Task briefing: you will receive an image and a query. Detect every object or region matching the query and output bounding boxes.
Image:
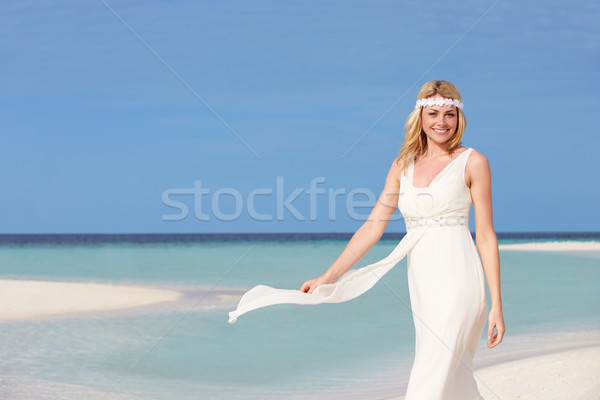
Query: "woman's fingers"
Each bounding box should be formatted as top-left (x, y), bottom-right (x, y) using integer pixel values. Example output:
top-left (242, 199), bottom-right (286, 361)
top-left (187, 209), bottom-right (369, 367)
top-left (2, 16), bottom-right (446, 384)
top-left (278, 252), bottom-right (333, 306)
top-left (487, 327), bottom-right (499, 348)
top-left (487, 323), bottom-right (494, 342)
top-left (487, 333), bottom-right (497, 348)
top-left (300, 276), bottom-right (329, 294)
top-left (300, 280), bottom-right (313, 293)
top-left (487, 310), bottom-right (506, 348)
top-left (490, 334), bottom-right (502, 348)
top-left (487, 325), bottom-right (505, 348)
top-left (496, 324), bottom-right (505, 345)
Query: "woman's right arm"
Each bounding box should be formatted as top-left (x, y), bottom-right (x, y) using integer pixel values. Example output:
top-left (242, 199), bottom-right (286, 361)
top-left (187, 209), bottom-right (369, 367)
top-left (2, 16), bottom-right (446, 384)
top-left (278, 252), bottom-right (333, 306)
top-left (300, 159), bottom-right (403, 293)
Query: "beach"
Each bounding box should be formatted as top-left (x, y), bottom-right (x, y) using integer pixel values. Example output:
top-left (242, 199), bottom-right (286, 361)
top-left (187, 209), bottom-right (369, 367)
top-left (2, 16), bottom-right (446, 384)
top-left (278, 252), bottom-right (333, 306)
top-left (385, 336), bottom-right (600, 400)
top-left (0, 238), bottom-right (598, 399)
top-left (0, 279), bottom-right (182, 322)
top-left (474, 344), bottom-right (600, 400)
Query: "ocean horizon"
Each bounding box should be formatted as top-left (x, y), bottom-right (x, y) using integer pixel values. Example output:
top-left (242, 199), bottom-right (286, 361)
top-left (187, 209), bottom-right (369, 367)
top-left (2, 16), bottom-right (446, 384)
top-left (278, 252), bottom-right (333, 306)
top-left (1, 230), bottom-right (599, 245)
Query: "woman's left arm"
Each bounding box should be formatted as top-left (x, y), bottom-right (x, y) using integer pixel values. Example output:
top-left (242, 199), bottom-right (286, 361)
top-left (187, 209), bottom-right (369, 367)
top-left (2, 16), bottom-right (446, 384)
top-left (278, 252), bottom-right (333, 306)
top-left (468, 150), bottom-right (505, 349)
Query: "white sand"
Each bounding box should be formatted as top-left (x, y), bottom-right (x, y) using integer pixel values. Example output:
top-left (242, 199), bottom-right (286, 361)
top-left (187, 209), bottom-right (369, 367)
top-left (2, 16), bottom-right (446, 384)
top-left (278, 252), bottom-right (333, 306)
top-left (475, 345), bottom-right (600, 400)
top-left (499, 240), bottom-right (600, 252)
top-left (0, 279), bottom-right (182, 322)
top-left (385, 344), bottom-right (600, 400)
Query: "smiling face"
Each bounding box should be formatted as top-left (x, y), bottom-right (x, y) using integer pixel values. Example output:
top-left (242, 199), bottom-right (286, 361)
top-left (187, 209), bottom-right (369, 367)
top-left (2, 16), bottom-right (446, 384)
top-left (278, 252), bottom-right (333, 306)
top-left (420, 93), bottom-right (459, 145)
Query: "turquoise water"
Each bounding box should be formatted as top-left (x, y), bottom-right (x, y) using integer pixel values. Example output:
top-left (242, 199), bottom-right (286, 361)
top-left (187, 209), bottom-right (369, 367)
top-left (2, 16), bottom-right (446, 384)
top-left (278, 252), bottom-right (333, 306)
top-left (0, 238), bottom-right (599, 399)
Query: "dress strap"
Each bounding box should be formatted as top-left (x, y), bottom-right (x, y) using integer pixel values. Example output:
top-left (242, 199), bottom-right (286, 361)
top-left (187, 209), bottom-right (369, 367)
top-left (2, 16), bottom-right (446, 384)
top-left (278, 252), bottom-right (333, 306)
top-left (400, 157), bottom-right (414, 187)
top-left (407, 155), bottom-right (416, 186)
top-left (459, 148), bottom-right (475, 183)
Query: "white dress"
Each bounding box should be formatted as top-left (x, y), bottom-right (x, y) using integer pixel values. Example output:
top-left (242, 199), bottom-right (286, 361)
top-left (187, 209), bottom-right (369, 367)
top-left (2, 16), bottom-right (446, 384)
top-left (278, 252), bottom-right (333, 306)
top-left (229, 147), bottom-right (488, 400)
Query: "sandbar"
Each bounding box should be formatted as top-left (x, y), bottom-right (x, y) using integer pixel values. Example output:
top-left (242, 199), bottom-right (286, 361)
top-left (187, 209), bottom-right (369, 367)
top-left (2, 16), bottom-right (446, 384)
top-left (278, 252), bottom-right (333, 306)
top-left (0, 279), bottom-right (182, 322)
top-left (499, 240), bottom-right (600, 252)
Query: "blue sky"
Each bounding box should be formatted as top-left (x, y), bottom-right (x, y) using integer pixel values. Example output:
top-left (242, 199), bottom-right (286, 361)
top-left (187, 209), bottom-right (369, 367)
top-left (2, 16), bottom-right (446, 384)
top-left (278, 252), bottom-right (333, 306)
top-left (1, 0), bottom-right (598, 233)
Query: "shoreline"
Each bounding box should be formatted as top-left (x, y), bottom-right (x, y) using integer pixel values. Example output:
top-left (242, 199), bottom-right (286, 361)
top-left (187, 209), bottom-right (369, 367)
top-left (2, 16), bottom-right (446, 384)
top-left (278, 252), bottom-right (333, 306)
top-left (0, 279), bottom-right (183, 322)
top-left (0, 278), bottom-right (246, 323)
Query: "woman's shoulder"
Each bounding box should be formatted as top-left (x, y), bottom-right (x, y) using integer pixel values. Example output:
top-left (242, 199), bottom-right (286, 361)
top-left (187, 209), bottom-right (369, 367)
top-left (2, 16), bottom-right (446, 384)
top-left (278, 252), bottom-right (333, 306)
top-left (464, 147), bottom-right (489, 166)
top-left (388, 156), bottom-right (408, 184)
top-left (464, 147), bottom-right (492, 186)
top-left (392, 154), bottom-right (410, 173)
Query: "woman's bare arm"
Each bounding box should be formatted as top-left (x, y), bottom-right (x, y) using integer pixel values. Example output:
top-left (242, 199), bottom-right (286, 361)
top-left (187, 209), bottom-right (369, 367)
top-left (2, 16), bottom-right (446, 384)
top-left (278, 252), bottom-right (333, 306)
top-left (300, 159), bottom-right (403, 293)
top-left (468, 150), bottom-right (505, 349)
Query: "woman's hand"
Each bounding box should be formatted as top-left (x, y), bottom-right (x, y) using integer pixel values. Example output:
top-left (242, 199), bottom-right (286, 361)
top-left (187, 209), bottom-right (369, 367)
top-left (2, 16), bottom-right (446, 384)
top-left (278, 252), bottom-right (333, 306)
top-left (487, 307), bottom-right (505, 348)
top-left (300, 274), bottom-right (336, 294)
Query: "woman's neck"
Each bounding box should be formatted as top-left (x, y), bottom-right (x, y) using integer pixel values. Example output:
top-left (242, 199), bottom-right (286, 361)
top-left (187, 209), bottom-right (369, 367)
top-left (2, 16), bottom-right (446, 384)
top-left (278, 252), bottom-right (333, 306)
top-left (420, 142), bottom-right (451, 158)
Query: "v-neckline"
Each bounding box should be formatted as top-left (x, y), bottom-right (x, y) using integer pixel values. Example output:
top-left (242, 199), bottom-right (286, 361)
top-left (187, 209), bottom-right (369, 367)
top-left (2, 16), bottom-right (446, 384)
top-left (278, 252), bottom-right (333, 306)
top-left (411, 148), bottom-right (471, 189)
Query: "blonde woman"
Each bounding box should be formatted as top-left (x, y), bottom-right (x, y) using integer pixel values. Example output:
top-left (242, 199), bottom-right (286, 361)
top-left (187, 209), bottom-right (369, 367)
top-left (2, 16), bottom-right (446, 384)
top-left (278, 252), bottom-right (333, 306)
top-left (229, 80), bottom-right (505, 399)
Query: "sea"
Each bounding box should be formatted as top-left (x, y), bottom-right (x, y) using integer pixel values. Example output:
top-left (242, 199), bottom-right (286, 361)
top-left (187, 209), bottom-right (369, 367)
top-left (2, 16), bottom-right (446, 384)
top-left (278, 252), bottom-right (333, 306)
top-left (0, 232), bottom-right (599, 400)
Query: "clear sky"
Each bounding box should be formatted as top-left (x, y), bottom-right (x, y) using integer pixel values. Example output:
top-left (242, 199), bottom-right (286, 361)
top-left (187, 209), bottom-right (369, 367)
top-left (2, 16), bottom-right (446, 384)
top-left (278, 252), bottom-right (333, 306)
top-left (1, 1), bottom-right (599, 234)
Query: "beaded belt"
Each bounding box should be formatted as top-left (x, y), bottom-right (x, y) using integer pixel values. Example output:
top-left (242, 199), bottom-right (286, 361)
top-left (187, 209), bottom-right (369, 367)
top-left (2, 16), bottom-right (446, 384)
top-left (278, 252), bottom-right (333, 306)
top-left (404, 215), bottom-right (467, 228)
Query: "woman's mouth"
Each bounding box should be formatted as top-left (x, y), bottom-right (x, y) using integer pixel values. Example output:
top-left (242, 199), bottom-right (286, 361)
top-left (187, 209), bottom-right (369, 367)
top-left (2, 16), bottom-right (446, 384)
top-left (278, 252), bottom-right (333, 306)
top-left (433, 128), bottom-right (449, 135)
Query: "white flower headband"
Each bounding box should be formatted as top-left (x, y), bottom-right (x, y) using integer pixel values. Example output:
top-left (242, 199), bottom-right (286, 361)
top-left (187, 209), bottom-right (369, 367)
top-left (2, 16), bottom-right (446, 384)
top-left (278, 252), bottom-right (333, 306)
top-left (415, 97), bottom-right (464, 110)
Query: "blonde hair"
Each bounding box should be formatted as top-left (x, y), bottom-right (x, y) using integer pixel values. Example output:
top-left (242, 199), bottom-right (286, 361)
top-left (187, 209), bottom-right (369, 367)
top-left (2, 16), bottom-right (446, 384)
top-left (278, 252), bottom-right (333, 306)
top-left (395, 80), bottom-right (467, 176)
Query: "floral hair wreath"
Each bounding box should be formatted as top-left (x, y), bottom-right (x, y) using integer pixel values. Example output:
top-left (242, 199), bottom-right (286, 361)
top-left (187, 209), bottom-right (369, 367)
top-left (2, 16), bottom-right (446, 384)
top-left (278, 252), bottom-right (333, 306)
top-left (415, 97), bottom-right (464, 110)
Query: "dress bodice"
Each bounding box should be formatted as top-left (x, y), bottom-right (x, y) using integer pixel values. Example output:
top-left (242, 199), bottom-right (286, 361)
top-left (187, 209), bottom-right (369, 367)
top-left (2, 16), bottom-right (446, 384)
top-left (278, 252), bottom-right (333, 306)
top-left (398, 148), bottom-right (474, 222)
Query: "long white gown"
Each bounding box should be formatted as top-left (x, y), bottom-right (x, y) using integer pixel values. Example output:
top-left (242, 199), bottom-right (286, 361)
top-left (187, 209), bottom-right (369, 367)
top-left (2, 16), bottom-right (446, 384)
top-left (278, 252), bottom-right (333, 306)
top-left (228, 147), bottom-right (488, 400)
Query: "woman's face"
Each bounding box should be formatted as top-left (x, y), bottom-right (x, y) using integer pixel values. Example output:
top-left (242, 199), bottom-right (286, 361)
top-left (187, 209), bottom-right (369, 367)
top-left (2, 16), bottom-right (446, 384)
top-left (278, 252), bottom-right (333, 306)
top-left (421, 93), bottom-right (458, 144)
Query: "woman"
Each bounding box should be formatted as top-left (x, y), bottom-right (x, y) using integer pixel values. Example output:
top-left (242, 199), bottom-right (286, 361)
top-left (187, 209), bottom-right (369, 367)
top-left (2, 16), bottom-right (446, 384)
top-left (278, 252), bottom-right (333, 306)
top-left (229, 80), bottom-right (505, 399)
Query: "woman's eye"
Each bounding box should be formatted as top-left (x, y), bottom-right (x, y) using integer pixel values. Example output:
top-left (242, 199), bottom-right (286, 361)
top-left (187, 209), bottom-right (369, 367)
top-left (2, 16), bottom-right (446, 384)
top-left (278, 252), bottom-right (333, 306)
top-left (429, 113), bottom-right (437, 116)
